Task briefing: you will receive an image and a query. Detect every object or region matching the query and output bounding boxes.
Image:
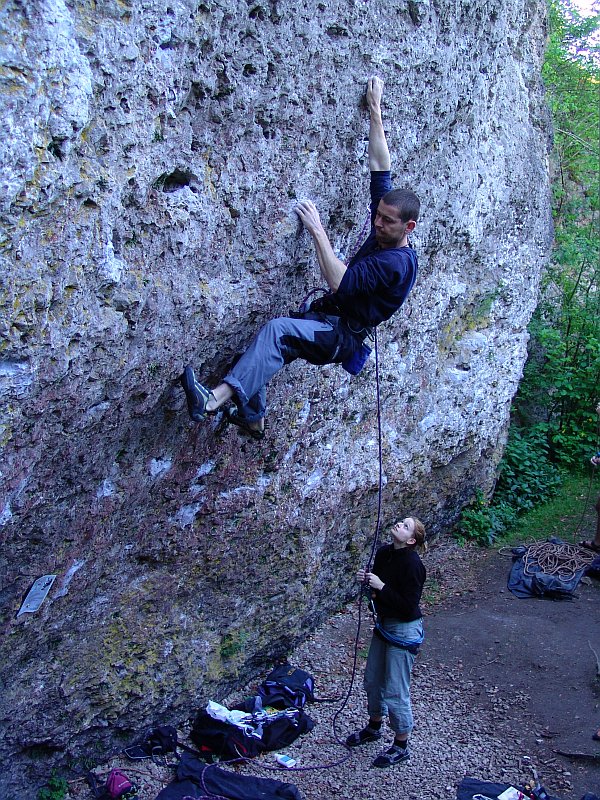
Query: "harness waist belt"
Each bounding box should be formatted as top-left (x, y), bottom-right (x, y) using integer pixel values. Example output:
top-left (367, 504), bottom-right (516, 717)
top-left (374, 618), bottom-right (424, 654)
top-left (342, 318), bottom-right (374, 339)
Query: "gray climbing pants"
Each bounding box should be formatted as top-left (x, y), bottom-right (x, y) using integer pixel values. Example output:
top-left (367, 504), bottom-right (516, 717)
top-left (223, 312), bottom-right (360, 422)
top-left (363, 617), bottom-right (423, 735)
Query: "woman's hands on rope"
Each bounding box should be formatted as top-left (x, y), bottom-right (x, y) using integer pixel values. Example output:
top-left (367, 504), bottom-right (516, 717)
top-left (357, 568), bottom-right (384, 592)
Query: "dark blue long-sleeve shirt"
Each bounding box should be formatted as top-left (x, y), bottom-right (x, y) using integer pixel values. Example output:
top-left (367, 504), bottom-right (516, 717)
top-left (335, 171), bottom-right (418, 328)
top-left (371, 544), bottom-right (426, 622)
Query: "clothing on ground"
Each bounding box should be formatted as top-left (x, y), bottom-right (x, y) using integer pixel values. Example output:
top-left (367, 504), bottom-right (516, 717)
top-left (155, 752), bottom-right (302, 800)
top-left (507, 537), bottom-right (600, 600)
top-left (456, 776), bottom-right (564, 800)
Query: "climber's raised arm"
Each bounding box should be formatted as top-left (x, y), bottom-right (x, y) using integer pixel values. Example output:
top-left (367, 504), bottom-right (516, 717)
top-left (294, 199), bottom-right (347, 291)
top-left (367, 76), bottom-right (391, 172)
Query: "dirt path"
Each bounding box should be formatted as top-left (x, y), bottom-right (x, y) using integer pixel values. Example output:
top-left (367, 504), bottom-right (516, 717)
top-left (422, 542), bottom-right (600, 799)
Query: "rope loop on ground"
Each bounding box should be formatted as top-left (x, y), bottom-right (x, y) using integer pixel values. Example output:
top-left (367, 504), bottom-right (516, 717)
top-left (522, 540), bottom-right (595, 580)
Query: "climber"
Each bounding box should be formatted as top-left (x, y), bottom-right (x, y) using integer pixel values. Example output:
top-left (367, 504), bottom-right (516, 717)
top-left (180, 75), bottom-right (420, 439)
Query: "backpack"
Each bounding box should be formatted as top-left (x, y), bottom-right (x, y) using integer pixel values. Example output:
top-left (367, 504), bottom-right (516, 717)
top-left (190, 700), bottom-right (315, 761)
top-left (105, 769), bottom-right (136, 799)
top-left (145, 725), bottom-right (178, 757)
top-left (123, 724), bottom-right (196, 763)
top-left (190, 712), bottom-right (263, 761)
top-left (257, 663), bottom-right (315, 709)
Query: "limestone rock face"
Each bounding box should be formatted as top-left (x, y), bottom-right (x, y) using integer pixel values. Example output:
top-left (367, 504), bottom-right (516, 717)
top-left (0, 0), bottom-right (551, 793)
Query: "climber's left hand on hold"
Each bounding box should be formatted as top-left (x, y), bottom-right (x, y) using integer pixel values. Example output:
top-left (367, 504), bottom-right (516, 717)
top-left (295, 199), bottom-right (325, 237)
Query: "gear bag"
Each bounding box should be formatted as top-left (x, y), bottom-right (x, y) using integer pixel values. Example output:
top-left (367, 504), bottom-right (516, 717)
top-left (257, 663), bottom-right (315, 709)
top-left (105, 769), bottom-right (136, 799)
top-left (123, 724), bottom-right (194, 763)
top-left (190, 699), bottom-right (314, 761)
top-left (146, 725), bottom-right (178, 756)
top-left (341, 341), bottom-right (372, 375)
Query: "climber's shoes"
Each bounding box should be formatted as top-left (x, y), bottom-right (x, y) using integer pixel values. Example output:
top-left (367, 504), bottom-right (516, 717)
top-left (224, 408), bottom-right (265, 440)
top-left (180, 366), bottom-right (211, 421)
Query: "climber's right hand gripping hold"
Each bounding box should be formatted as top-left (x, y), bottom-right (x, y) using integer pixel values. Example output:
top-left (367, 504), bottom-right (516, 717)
top-left (294, 199), bottom-right (347, 292)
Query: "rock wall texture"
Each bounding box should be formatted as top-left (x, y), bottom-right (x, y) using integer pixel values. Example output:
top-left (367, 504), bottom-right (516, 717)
top-left (0, 0), bottom-right (552, 793)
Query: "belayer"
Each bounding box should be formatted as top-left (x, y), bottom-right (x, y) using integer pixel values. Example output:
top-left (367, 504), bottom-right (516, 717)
top-left (180, 75), bottom-right (420, 438)
top-left (347, 516), bottom-right (426, 767)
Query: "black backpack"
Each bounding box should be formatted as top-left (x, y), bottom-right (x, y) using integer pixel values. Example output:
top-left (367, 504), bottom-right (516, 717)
top-left (190, 701), bottom-right (315, 761)
top-left (145, 725), bottom-right (178, 756)
top-left (257, 664), bottom-right (315, 709)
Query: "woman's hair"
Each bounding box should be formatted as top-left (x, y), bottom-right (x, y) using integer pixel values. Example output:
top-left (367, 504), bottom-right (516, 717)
top-left (411, 517), bottom-right (427, 551)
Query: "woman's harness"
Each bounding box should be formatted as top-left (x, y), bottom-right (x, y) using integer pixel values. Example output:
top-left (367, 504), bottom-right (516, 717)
top-left (365, 591), bottom-right (424, 655)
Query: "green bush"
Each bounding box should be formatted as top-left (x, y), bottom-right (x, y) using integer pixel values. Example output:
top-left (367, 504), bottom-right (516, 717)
top-left (457, 490), bottom-right (518, 546)
top-left (457, 429), bottom-right (562, 546)
top-left (513, 0), bottom-right (600, 466)
top-left (494, 428), bottom-right (563, 514)
top-left (458, 0), bottom-right (599, 546)
top-left (38, 771), bottom-right (68, 800)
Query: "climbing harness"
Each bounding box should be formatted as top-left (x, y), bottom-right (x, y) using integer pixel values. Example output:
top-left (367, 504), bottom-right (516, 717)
top-left (371, 616), bottom-right (423, 654)
top-left (298, 286), bottom-right (329, 314)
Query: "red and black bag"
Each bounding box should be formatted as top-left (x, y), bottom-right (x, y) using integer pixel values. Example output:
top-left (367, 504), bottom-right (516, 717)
top-left (190, 702), bottom-right (314, 761)
top-left (189, 712), bottom-right (262, 761)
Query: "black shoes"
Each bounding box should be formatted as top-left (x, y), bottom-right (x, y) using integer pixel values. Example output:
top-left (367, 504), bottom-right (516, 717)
top-left (180, 366), bottom-right (211, 421)
top-left (372, 743), bottom-right (410, 767)
top-left (345, 725), bottom-right (383, 747)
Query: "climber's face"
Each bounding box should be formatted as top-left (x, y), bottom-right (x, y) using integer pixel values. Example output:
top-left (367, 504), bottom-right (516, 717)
top-left (374, 200), bottom-right (415, 249)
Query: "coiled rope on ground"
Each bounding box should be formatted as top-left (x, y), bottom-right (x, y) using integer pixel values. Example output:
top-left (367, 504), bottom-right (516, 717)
top-left (522, 540), bottom-right (596, 580)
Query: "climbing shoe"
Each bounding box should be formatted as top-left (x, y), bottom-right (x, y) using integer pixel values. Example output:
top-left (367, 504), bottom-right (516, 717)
top-left (224, 408), bottom-right (265, 440)
top-left (372, 743), bottom-right (410, 767)
top-left (345, 725), bottom-right (382, 748)
top-left (180, 366), bottom-right (211, 421)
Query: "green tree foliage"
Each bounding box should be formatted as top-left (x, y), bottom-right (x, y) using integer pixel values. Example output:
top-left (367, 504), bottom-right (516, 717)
top-left (517, 0), bottom-right (600, 467)
top-left (458, 0), bottom-right (599, 543)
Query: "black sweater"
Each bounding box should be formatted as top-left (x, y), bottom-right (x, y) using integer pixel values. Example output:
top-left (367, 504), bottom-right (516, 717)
top-left (371, 544), bottom-right (426, 622)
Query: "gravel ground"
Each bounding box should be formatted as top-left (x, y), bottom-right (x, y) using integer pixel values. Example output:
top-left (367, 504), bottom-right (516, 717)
top-left (66, 541), bottom-right (597, 800)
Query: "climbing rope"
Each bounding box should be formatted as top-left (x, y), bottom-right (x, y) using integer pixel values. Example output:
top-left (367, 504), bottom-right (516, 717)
top-left (364, 328), bottom-right (384, 571)
top-left (237, 210), bottom-right (380, 777)
top-left (329, 327), bottom-right (383, 750)
top-left (522, 540), bottom-right (596, 581)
